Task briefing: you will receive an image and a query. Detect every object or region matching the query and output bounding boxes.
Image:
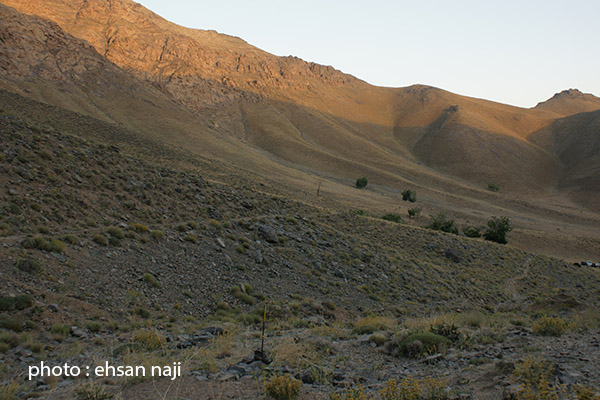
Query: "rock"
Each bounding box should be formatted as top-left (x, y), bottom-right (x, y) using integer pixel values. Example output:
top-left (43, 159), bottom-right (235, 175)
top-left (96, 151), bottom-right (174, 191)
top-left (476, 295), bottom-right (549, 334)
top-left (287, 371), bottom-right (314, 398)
top-left (241, 200), bottom-right (253, 209)
top-left (207, 206), bottom-right (221, 220)
top-left (70, 326), bottom-right (86, 338)
top-left (216, 238), bottom-right (226, 248)
top-left (47, 304), bottom-right (59, 312)
top-left (258, 224), bottom-right (279, 243)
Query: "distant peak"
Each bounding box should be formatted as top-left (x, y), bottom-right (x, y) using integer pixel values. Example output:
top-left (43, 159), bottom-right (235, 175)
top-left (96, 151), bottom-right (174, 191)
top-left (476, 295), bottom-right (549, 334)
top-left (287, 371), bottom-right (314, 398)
top-left (553, 88), bottom-right (584, 98)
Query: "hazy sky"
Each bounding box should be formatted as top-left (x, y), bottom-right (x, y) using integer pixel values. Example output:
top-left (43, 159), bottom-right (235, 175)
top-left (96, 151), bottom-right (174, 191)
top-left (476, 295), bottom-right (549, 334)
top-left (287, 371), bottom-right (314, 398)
top-left (137, 0), bottom-right (599, 108)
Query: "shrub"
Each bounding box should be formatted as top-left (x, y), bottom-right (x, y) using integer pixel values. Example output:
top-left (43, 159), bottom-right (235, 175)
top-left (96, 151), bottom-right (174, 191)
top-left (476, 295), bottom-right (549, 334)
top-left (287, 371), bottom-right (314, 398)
top-left (379, 377), bottom-right (448, 400)
top-left (398, 332), bottom-right (450, 358)
top-left (50, 324), bottom-right (70, 337)
top-left (184, 234), bottom-right (197, 243)
top-left (483, 216), bottom-right (512, 244)
top-left (22, 236), bottom-right (65, 253)
top-left (151, 230), bottom-right (164, 239)
top-left (60, 234), bottom-right (79, 245)
top-left (135, 308), bottom-right (151, 319)
top-left (142, 273), bottom-right (160, 288)
top-left (106, 227), bottom-right (124, 239)
top-left (0, 296), bottom-right (15, 311)
top-left (407, 207), bottom-right (421, 218)
top-left (133, 330), bottom-right (165, 350)
top-left (16, 258), bottom-right (42, 274)
top-left (93, 234), bottom-right (108, 246)
top-left (130, 223), bottom-right (149, 233)
top-left (87, 321), bottom-right (102, 333)
top-left (382, 213), bottom-right (403, 223)
top-left (401, 189), bottom-right (417, 202)
top-left (427, 213), bottom-right (458, 234)
top-left (355, 177), bottom-right (368, 189)
top-left (353, 316), bottom-right (394, 334)
top-left (230, 285), bottom-right (255, 305)
top-left (13, 295), bottom-right (34, 310)
top-left (488, 182), bottom-right (500, 192)
top-left (264, 375), bottom-right (301, 400)
top-left (0, 317), bottom-right (24, 332)
top-left (369, 332), bottom-right (387, 346)
top-left (463, 226), bottom-right (482, 238)
top-left (511, 357), bottom-right (560, 400)
top-left (532, 315), bottom-right (570, 337)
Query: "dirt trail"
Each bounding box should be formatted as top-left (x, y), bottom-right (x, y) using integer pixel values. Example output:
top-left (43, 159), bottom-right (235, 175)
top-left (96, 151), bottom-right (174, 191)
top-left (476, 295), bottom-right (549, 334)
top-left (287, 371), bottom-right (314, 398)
top-left (504, 254), bottom-right (534, 303)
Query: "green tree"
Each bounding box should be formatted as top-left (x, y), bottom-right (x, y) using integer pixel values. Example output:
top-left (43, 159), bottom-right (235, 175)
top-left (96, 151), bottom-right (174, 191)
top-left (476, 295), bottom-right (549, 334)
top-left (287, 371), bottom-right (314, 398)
top-left (355, 177), bottom-right (368, 189)
top-left (484, 216), bottom-right (511, 244)
top-left (401, 189), bottom-right (417, 202)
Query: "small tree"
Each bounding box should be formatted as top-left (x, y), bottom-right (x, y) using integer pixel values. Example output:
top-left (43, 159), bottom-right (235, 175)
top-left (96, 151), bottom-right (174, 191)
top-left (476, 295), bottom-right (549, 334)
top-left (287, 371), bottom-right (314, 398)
top-left (401, 189), bottom-right (417, 202)
top-left (355, 177), bottom-right (368, 189)
top-left (484, 216), bottom-right (511, 244)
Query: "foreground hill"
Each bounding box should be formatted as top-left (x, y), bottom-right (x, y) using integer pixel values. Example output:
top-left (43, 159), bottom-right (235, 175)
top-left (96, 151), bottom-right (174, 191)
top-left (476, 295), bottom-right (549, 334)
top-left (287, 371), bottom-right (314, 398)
top-left (1, 106), bottom-right (600, 399)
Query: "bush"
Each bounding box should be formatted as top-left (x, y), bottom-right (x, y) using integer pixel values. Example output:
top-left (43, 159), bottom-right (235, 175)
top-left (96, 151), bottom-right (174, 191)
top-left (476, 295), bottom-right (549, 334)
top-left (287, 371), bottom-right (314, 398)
top-left (398, 332), bottom-right (450, 358)
top-left (50, 324), bottom-right (70, 337)
top-left (483, 216), bottom-right (512, 244)
top-left (93, 234), bottom-right (108, 246)
top-left (151, 230), bottom-right (164, 239)
top-left (142, 273), bottom-right (160, 288)
top-left (184, 234), bottom-right (197, 243)
top-left (230, 285), bottom-right (255, 305)
top-left (463, 226), bottom-right (482, 238)
top-left (407, 207), bottom-right (421, 218)
top-left (86, 321), bottom-right (102, 333)
top-left (16, 258), bottom-right (42, 274)
top-left (487, 182), bottom-right (500, 192)
top-left (60, 234), bottom-right (79, 245)
top-left (0, 296), bottom-right (15, 311)
top-left (264, 375), bottom-right (301, 400)
top-left (427, 213), bottom-right (458, 234)
top-left (353, 316), bottom-right (394, 334)
top-left (22, 236), bottom-right (65, 253)
top-left (130, 223), bottom-right (149, 233)
top-left (401, 189), bottom-right (417, 202)
top-left (532, 315), bottom-right (570, 337)
top-left (382, 213), bottom-right (403, 223)
top-left (133, 330), bottom-right (165, 350)
top-left (106, 227), bottom-right (124, 239)
top-left (13, 295), bottom-right (34, 310)
top-left (355, 177), bottom-right (368, 189)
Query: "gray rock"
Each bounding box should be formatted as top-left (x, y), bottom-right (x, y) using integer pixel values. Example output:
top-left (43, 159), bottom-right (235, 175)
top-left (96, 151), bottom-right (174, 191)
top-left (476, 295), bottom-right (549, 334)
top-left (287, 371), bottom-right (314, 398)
top-left (258, 225), bottom-right (279, 243)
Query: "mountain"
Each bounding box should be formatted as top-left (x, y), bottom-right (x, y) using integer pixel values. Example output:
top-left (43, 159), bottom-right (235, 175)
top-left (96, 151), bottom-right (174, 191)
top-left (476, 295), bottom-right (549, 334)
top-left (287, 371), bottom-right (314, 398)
top-left (3, 0), bottom-right (600, 198)
top-left (1, 0), bottom-right (600, 262)
top-left (534, 88), bottom-right (600, 116)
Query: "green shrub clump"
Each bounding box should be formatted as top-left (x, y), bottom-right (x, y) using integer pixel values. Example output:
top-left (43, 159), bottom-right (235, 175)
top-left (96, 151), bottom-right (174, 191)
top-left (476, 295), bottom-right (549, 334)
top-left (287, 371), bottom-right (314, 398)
top-left (355, 177), bottom-right (368, 189)
top-left (427, 213), bottom-right (458, 234)
top-left (22, 236), bottom-right (65, 253)
top-left (462, 226), bottom-right (482, 238)
top-left (401, 189), bottom-right (417, 202)
top-left (483, 216), bottom-right (511, 244)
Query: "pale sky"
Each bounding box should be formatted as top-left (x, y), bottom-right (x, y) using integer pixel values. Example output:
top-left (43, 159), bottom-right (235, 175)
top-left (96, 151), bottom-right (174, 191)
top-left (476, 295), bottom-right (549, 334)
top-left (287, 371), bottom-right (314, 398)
top-left (137, 0), bottom-right (599, 108)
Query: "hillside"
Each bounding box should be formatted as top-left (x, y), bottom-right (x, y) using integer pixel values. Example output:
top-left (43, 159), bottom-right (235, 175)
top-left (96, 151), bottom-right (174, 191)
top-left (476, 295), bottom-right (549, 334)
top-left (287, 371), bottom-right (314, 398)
top-left (1, 107), bottom-right (600, 399)
top-left (2, 0), bottom-right (600, 204)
